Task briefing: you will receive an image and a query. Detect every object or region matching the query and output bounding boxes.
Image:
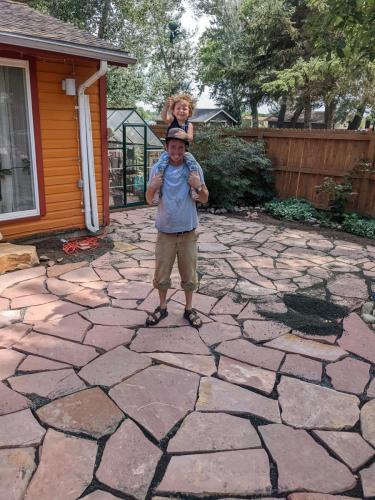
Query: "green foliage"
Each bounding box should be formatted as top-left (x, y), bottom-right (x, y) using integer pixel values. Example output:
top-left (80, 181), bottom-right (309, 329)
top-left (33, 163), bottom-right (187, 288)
top-left (341, 213), bottom-right (375, 239)
top-left (264, 198), bottom-right (318, 221)
top-left (190, 129), bottom-right (275, 208)
top-left (315, 176), bottom-right (354, 221)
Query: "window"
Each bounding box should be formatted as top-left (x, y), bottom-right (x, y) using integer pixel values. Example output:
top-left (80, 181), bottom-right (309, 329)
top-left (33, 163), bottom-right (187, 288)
top-left (0, 58), bottom-right (39, 220)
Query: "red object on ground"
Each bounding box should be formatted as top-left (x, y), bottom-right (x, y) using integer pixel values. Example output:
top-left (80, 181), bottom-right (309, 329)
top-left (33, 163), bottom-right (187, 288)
top-left (62, 236), bottom-right (99, 255)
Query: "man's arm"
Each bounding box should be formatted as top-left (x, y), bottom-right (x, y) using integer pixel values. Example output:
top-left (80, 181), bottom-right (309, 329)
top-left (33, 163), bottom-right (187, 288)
top-left (145, 173), bottom-right (163, 205)
top-left (195, 184), bottom-right (209, 204)
top-left (188, 172), bottom-right (209, 204)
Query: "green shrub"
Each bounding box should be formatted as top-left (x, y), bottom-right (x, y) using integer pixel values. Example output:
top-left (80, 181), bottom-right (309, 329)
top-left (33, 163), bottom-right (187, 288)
top-left (341, 213), bottom-right (375, 238)
top-left (190, 129), bottom-right (275, 208)
top-left (264, 198), bottom-right (318, 221)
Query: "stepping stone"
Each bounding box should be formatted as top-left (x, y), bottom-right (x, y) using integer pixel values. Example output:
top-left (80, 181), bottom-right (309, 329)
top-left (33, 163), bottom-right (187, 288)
top-left (287, 495), bottom-right (352, 500)
top-left (0, 409), bottom-right (45, 447)
top-left (156, 449), bottom-right (271, 497)
top-left (33, 313), bottom-right (91, 342)
top-left (199, 322), bottom-right (242, 345)
top-left (45, 277), bottom-right (82, 296)
top-left (65, 288), bottom-right (109, 308)
top-left (339, 313), bottom-right (375, 363)
top-left (0, 381), bottom-right (31, 415)
top-left (2, 276), bottom-right (47, 299)
top-left (112, 299), bottom-right (138, 309)
top-left (0, 266), bottom-right (45, 295)
top-left (257, 268), bottom-right (302, 280)
top-left (196, 377), bottom-right (281, 423)
top-left (96, 419), bottom-right (162, 500)
top-left (118, 266), bottom-right (155, 282)
top-left (361, 399), bottom-right (375, 447)
top-left (237, 301), bottom-right (264, 320)
top-left (327, 273), bottom-right (368, 299)
top-left (82, 281), bottom-right (108, 290)
top-left (47, 261), bottom-right (87, 278)
top-left (171, 290), bottom-right (218, 314)
top-left (25, 429), bottom-right (97, 500)
top-left (0, 323), bottom-right (30, 348)
top-left (367, 379), bottom-right (375, 398)
top-left (216, 338), bottom-right (284, 371)
top-left (199, 242), bottom-right (228, 252)
top-left (79, 346), bottom-right (151, 387)
top-left (94, 266), bottom-right (122, 281)
top-left (150, 352), bottom-right (216, 376)
top-left (8, 368), bottom-right (85, 399)
top-left (136, 288), bottom-right (174, 312)
top-left (259, 424), bottom-right (356, 494)
top-left (109, 365), bottom-right (200, 440)
top-left (59, 266), bottom-right (100, 283)
top-left (130, 327), bottom-right (210, 355)
top-left (210, 293), bottom-right (246, 315)
top-left (0, 448), bottom-right (36, 500)
top-left (84, 325), bottom-right (134, 350)
top-left (199, 277), bottom-right (237, 298)
top-left (11, 293), bottom-right (58, 309)
top-left (281, 354), bottom-right (322, 382)
top-left (107, 281), bottom-right (153, 300)
top-left (37, 387), bottom-right (124, 438)
top-left (18, 355), bottom-right (70, 372)
top-left (218, 356), bottom-right (276, 395)
top-left (82, 492), bottom-right (119, 500)
top-left (326, 357), bottom-right (371, 394)
top-left (243, 320), bottom-right (290, 342)
top-left (313, 430), bottom-right (375, 471)
top-left (265, 334), bottom-right (348, 362)
top-left (81, 307), bottom-right (147, 327)
top-left (0, 309), bottom-right (22, 327)
top-left (23, 300), bottom-right (85, 323)
top-left (0, 349), bottom-right (25, 379)
top-left (360, 462), bottom-right (375, 498)
top-left (278, 377), bottom-right (360, 430)
top-left (14, 332), bottom-right (98, 367)
top-left (167, 412), bottom-right (261, 453)
top-left (235, 280), bottom-right (277, 297)
top-left (210, 314), bottom-right (239, 325)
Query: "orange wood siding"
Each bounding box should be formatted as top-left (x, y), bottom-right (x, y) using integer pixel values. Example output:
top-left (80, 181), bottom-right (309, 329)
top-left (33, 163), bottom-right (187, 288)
top-left (0, 58), bottom-right (104, 240)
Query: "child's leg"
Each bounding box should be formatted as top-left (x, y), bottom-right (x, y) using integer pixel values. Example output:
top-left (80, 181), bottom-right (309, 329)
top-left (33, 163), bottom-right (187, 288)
top-left (184, 152), bottom-right (199, 201)
top-left (152, 153), bottom-right (169, 205)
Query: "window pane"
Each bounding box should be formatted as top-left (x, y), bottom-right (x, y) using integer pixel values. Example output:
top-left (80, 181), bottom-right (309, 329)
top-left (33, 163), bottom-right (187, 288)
top-left (0, 64), bottom-right (36, 214)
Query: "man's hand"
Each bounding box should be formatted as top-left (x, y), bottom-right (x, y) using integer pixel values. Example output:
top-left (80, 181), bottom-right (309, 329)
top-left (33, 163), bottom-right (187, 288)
top-left (150, 173), bottom-right (163, 190)
top-left (188, 172), bottom-right (201, 189)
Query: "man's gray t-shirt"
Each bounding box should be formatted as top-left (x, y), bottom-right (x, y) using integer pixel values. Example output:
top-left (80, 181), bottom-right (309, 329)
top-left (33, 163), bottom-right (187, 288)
top-left (148, 158), bottom-right (205, 233)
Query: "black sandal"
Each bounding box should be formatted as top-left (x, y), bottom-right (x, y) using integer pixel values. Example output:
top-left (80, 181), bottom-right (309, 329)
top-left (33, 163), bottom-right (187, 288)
top-left (184, 308), bottom-right (203, 329)
top-left (146, 306), bottom-right (168, 326)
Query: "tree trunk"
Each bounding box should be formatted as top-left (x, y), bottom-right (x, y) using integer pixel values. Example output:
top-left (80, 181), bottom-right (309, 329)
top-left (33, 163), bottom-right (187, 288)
top-left (98, 0), bottom-right (111, 39)
top-left (277, 96), bottom-right (287, 128)
top-left (348, 103), bottom-right (366, 130)
top-left (324, 100), bottom-right (336, 129)
top-left (303, 95), bottom-right (312, 129)
top-left (251, 99), bottom-right (259, 128)
top-left (290, 105), bottom-right (304, 127)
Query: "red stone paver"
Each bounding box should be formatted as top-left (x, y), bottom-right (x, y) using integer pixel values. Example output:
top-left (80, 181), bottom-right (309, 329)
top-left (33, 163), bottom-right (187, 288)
top-left (360, 462), bottom-right (375, 498)
top-left (59, 266), bottom-right (100, 283)
top-left (211, 293), bottom-right (247, 315)
top-left (266, 334), bottom-right (348, 361)
top-left (216, 338), bottom-right (284, 371)
top-left (23, 300), bottom-right (85, 323)
top-left (339, 313), bottom-right (375, 363)
top-left (83, 325), bottom-right (134, 350)
top-left (18, 355), bottom-right (70, 372)
top-left (0, 448), bottom-right (36, 500)
top-left (210, 314), bottom-right (239, 325)
top-left (107, 281), bottom-right (153, 300)
top-left (36, 387), bottom-right (124, 438)
top-left (150, 352), bottom-right (216, 376)
top-left (171, 289), bottom-right (218, 314)
top-left (218, 356), bottom-right (276, 395)
top-left (0, 266), bottom-right (46, 294)
top-left (361, 399), bottom-right (375, 447)
top-left (0, 409), bottom-right (45, 447)
top-left (94, 266), bottom-right (122, 281)
top-left (199, 321), bottom-right (242, 345)
top-left (0, 381), bottom-right (31, 415)
top-left (33, 313), bottom-right (90, 342)
top-left (47, 261), bottom-right (87, 278)
top-left (243, 319), bottom-right (290, 342)
top-left (2, 276), bottom-right (47, 299)
top-left (281, 354), bottom-right (322, 382)
top-left (326, 357), bottom-right (370, 394)
top-left (0, 348), bottom-right (25, 379)
top-left (11, 293), bottom-right (58, 309)
top-left (81, 306), bottom-right (147, 327)
top-left (45, 277), bottom-right (82, 296)
top-left (65, 288), bottom-right (109, 307)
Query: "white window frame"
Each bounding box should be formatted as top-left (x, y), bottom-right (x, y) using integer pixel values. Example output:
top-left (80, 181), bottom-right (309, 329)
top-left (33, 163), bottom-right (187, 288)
top-left (0, 57), bottom-right (40, 221)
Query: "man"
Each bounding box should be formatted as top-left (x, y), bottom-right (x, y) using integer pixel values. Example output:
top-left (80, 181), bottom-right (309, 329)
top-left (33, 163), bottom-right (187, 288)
top-left (145, 128), bottom-right (209, 328)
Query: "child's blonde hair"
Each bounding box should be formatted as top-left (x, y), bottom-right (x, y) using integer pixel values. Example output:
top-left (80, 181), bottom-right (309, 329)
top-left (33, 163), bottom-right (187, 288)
top-left (171, 93), bottom-right (196, 117)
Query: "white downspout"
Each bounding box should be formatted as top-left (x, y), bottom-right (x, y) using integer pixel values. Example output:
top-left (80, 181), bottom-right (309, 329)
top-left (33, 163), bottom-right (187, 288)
top-left (78, 60), bottom-right (108, 233)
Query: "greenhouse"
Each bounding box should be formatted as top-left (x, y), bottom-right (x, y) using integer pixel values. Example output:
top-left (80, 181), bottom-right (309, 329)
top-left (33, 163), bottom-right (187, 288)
top-left (107, 108), bottom-right (164, 208)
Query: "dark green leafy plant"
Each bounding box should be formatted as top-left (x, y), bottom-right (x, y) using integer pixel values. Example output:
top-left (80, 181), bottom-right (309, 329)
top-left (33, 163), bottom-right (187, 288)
top-left (264, 198), bottom-right (318, 221)
top-left (315, 176), bottom-right (354, 221)
top-left (190, 129), bottom-right (275, 209)
top-left (341, 213), bottom-right (375, 239)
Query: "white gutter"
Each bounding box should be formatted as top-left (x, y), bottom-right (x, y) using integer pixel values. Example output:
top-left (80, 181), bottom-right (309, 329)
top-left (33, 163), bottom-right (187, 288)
top-left (78, 60), bottom-right (107, 233)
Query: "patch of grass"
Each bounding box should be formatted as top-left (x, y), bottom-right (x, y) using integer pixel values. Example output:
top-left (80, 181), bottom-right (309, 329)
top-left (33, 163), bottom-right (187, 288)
top-left (264, 197), bottom-right (318, 221)
top-left (341, 213), bottom-right (375, 238)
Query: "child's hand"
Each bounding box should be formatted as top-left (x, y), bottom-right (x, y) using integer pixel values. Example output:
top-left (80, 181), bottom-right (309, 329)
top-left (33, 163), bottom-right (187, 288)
top-left (167, 96), bottom-right (173, 109)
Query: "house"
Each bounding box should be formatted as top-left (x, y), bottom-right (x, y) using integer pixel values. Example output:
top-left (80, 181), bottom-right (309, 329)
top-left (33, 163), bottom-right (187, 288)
top-left (0, 0), bottom-right (135, 240)
top-left (267, 110), bottom-right (330, 129)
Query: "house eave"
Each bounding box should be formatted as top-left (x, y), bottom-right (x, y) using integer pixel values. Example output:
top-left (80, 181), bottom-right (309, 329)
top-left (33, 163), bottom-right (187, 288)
top-left (0, 31), bottom-right (136, 65)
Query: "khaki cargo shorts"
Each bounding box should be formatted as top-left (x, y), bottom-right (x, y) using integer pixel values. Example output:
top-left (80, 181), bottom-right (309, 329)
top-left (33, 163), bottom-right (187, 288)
top-left (153, 230), bottom-right (198, 291)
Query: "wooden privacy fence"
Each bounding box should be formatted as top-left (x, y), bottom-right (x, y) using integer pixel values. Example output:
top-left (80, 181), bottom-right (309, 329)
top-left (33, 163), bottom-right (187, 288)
top-left (150, 125), bottom-right (375, 217)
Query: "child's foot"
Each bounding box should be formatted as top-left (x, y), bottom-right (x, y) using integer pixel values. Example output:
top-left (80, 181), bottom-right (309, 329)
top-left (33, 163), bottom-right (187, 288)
top-left (152, 190), bottom-right (161, 206)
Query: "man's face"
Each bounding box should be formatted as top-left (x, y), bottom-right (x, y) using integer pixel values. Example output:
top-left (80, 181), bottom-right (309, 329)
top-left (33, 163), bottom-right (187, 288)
top-left (166, 139), bottom-right (186, 165)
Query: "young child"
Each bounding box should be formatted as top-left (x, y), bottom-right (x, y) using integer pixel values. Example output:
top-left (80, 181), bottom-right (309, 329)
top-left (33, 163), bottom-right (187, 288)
top-left (152, 93), bottom-right (199, 205)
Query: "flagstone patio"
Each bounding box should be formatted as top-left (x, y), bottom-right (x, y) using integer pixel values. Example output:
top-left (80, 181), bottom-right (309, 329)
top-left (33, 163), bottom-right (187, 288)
top-left (0, 207), bottom-right (375, 499)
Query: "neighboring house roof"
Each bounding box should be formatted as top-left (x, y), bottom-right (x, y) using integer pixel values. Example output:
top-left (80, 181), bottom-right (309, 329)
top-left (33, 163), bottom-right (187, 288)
top-left (0, 0), bottom-right (135, 65)
top-left (190, 108), bottom-right (237, 124)
top-left (268, 110), bottom-right (326, 124)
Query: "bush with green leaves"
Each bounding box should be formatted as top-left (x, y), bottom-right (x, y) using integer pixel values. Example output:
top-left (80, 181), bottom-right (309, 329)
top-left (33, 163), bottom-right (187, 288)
top-left (264, 198), bottom-right (318, 221)
top-left (190, 129), bottom-right (275, 208)
top-left (341, 213), bottom-right (375, 239)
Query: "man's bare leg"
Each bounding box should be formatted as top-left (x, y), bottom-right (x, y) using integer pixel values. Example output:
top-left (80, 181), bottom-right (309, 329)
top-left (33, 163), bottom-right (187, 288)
top-left (184, 289), bottom-right (193, 311)
top-left (159, 288), bottom-right (168, 309)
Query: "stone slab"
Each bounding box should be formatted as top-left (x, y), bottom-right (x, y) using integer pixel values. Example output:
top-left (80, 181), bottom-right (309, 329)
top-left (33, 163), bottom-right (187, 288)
top-left (199, 321), bottom-right (242, 345)
top-left (265, 334), bottom-right (348, 362)
top-left (367, 378), bottom-right (375, 398)
top-left (11, 293), bottom-right (58, 309)
top-left (2, 276), bottom-right (47, 299)
top-left (33, 313), bottom-right (91, 342)
top-left (14, 332), bottom-right (98, 367)
top-left (0, 448), bottom-right (36, 500)
top-left (37, 387), bottom-right (124, 438)
top-left (82, 492), bottom-right (119, 500)
top-left (130, 326), bottom-right (210, 355)
top-left (327, 273), bottom-right (368, 299)
top-left (0, 381), bottom-right (31, 415)
top-left (167, 412), bottom-right (261, 453)
top-left (65, 288), bottom-right (109, 307)
top-left (210, 293), bottom-right (246, 315)
top-left (0, 409), bottom-right (45, 447)
top-left (45, 277), bottom-right (82, 296)
top-left (59, 266), bottom-right (100, 283)
top-left (218, 356), bottom-right (276, 395)
top-left (8, 368), bottom-right (86, 399)
top-left (313, 430), bottom-right (375, 471)
top-left (0, 242), bottom-right (39, 274)
top-left (78, 346), bottom-right (151, 387)
top-left (46, 261), bottom-right (87, 278)
top-left (0, 323), bottom-right (30, 348)
top-left (0, 309), bottom-right (22, 327)
top-left (171, 290), bottom-right (218, 314)
top-left (339, 313), bottom-right (375, 363)
top-left (216, 338), bottom-right (284, 371)
top-left (109, 365), bottom-right (200, 440)
top-left (23, 300), bottom-right (85, 324)
top-left (107, 281), bottom-right (153, 300)
top-left (0, 266), bottom-right (45, 295)
top-left (361, 399), bottom-right (375, 447)
top-left (156, 449), bottom-right (271, 497)
top-left (150, 352), bottom-right (216, 376)
top-left (259, 424), bottom-right (356, 494)
top-left (25, 429), bottom-right (97, 500)
top-left (96, 419), bottom-right (162, 500)
top-left (0, 349), bottom-right (25, 380)
top-left (196, 376), bottom-right (281, 423)
top-left (18, 355), bottom-right (70, 372)
top-left (281, 354), bottom-right (322, 382)
top-left (243, 320), bottom-right (290, 342)
top-left (326, 357), bottom-right (370, 394)
top-left (83, 325), bottom-right (134, 350)
top-left (360, 462), bottom-right (375, 498)
top-left (81, 306), bottom-right (147, 327)
top-left (278, 376), bottom-right (360, 430)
